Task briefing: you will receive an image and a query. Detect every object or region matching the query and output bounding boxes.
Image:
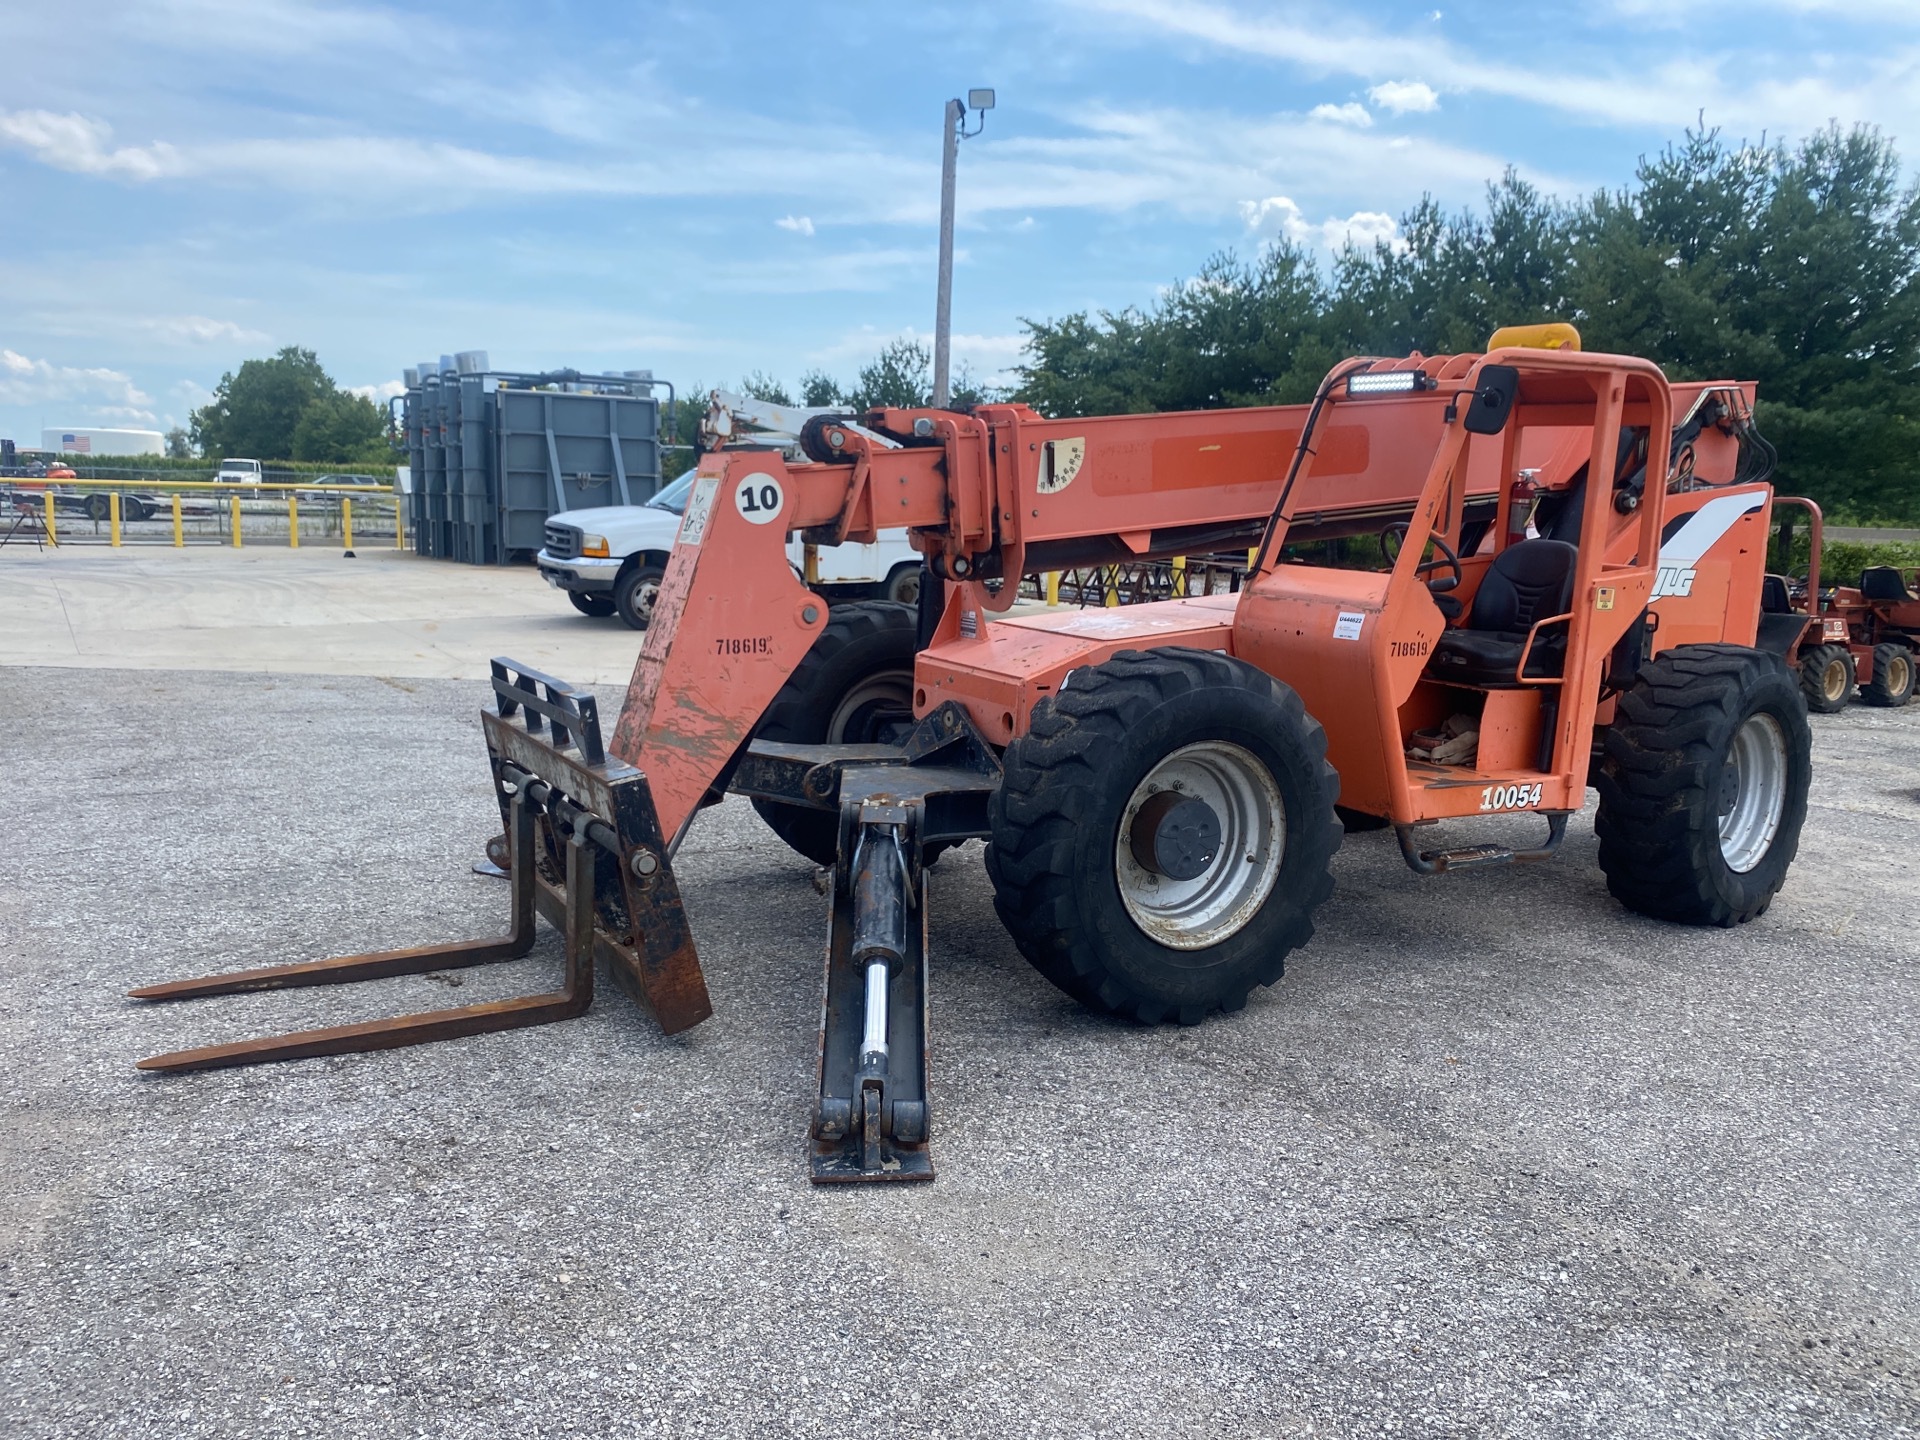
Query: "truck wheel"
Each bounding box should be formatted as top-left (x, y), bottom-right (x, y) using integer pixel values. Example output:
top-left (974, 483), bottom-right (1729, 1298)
top-left (986, 648), bottom-right (1341, 1025)
top-left (884, 564), bottom-right (924, 607)
top-left (614, 562), bottom-right (666, 631)
top-left (1798, 643), bottom-right (1853, 712)
top-left (751, 602), bottom-right (918, 865)
top-left (86, 494), bottom-right (112, 521)
top-left (122, 497), bottom-right (150, 522)
top-left (568, 591), bottom-right (617, 618)
top-left (1861, 643), bottom-right (1915, 708)
top-left (1596, 644), bottom-right (1811, 927)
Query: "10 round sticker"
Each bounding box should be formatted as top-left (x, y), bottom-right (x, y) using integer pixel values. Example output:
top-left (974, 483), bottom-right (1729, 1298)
top-left (734, 472), bottom-right (785, 524)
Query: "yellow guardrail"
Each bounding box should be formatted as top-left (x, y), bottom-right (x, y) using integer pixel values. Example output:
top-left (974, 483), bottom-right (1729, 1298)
top-left (7, 478), bottom-right (406, 551)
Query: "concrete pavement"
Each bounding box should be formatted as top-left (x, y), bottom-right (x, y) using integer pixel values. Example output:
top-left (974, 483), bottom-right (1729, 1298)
top-left (0, 546), bottom-right (650, 685)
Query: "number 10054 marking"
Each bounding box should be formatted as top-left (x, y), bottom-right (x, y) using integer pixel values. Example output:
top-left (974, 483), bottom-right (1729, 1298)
top-left (1480, 782), bottom-right (1543, 811)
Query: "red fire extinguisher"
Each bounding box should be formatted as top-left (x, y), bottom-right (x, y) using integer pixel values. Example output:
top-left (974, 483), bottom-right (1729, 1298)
top-left (1508, 469), bottom-right (1540, 543)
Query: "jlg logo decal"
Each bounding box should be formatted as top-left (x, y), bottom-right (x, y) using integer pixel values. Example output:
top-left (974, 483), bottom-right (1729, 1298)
top-left (1651, 565), bottom-right (1697, 599)
top-left (1650, 492), bottom-right (1765, 603)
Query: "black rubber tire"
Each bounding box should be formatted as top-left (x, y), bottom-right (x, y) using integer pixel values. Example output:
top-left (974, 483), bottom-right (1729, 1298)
top-left (86, 494), bottom-right (111, 521)
top-left (568, 591), bottom-right (617, 618)
top-left (751, 601), bottom-right (919, 865)
top-left (1861, 642), bottom-right (1916, 708)
top-left (613, 562), bottom-right (667, 631)
top-left (122, 497), bottom-right (149, 522)
top-left (1596, 644), bottom-right (1811, 927)
top-left (1798, 643), bottom-right (1853, 713)
top-left (985, 648), bottom-right (1342, 1025)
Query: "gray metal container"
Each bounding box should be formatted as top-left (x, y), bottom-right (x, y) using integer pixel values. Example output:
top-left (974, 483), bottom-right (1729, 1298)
top-left (393, 356), bottom-right (667, 564)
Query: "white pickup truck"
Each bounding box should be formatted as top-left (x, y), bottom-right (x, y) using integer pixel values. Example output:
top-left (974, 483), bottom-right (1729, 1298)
top-left (537, 472), bottom-right (924, 629)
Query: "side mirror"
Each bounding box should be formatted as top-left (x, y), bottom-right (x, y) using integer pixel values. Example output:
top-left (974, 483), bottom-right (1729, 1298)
top-left (1463, 364), bottom-right (1519, 435)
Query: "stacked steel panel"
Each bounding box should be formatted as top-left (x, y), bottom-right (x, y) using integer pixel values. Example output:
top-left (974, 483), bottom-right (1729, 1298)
top-left (393, 353), bottom-right (664, 564)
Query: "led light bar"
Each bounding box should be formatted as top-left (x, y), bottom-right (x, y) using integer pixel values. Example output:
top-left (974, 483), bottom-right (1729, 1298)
top-left (1347, 371), bottom-right (1432, 395)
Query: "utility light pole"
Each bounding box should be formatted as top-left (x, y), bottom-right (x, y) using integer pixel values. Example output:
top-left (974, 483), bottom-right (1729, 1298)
top-left (933, 88), bottom-right (994, 409)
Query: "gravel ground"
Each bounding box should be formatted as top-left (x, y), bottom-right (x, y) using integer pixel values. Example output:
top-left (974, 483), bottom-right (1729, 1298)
top-left (1, 665), bottom-right (1915, 1440)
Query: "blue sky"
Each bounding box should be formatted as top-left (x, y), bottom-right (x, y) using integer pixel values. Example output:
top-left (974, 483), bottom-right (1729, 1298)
top-left (3, 0), bottom-right (1917, 447)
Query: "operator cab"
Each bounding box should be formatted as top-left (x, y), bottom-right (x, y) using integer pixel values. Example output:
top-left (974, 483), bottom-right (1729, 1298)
top-left (1234, 336), bottom-right (1680, 849)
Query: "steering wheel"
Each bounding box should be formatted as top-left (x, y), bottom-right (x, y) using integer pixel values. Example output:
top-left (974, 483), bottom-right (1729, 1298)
top-left (1379, 522), bottom-right (1463, 594)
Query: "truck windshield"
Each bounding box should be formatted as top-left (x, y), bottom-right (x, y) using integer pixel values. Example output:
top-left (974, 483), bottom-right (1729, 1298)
top-left (646, 475), bottom-right (694, 515)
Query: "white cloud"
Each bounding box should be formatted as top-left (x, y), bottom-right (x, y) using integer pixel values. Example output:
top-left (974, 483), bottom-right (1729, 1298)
top-left (1240, 195), bottom-right (1399, 250)
top-left (139, 315), bottom-right (270, 345)
top-left (775, 214), bottom-right (816, 236)
top-left (0, 349), bottom-right (156, 422)
top-left (1367, 80), bottom-right (1441, 115)
top-left (1323, 210), bottom-right (1398, 247)
top-left (349, 379), bottom-right (408, 403)
top-left (1310, 102), bottom-right (1373, 127)
top-left (1066, 0), bottom-right (1920, 140)
top-left (0, 110), bottom-right (181, 180)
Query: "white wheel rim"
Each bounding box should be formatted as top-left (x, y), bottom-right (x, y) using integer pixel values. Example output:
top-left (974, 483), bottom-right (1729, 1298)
top-left (630, 578), bottom-right (660, 626)
top-left (1115, 740), bottom-right (1284, 950)
top-left (1719, 713), bottom-right (1787, 874)
top-left (827, 670), bottom-right (913, 745)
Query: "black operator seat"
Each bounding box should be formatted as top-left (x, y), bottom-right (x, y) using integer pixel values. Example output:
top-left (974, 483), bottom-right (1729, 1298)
top-left (1860, 567), bottom-right (1915, 603)
top-left (1427, 539), bottom-right (1578, 687)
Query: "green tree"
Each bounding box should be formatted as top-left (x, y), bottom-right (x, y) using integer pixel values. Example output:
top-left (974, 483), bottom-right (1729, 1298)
top-left (1016, 244), bottom-right (1333, 415)
top-left (190, 346), bottom-right (332, 459)
top-left (799, 369), bottom-right (845, 406)
top-left (164, 426), bottom-right (192, 459)
top-left (1012, 122), bottom-right (1920, 521)
top-left (847, 338), bottom-right (933, 409)
top-left (736, 370), bottom-right (793, 405)
top-left (290, 389), bottom-right (388, 464)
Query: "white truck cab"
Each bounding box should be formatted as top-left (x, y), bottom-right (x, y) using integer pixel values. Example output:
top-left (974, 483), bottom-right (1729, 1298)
top-left (538, 472), bottom-right (923, 630)
top-left (215, 458), bottom-right (263, 485)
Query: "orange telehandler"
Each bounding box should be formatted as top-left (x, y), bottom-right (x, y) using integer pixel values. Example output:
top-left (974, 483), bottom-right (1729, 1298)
top-left (134, 328), bottom-right (1810, 1183)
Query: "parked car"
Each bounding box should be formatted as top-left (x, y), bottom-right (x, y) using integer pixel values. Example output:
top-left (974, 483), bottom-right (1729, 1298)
top-left (313, 474), bottom-right (384, 487)
top-left (536, 473), bottom-right (924, 629)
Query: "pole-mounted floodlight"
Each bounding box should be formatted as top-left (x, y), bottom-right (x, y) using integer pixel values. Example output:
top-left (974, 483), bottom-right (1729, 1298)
top-left (934, 88), bottom-right (994, 409)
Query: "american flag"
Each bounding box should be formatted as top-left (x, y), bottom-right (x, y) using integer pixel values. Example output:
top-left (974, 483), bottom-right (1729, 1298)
top-left (62, 434), bottom-right (91, 454)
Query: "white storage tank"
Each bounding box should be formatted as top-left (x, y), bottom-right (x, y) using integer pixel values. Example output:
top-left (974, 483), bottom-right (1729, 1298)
top-left (42, 427), bottom-right (167, 457)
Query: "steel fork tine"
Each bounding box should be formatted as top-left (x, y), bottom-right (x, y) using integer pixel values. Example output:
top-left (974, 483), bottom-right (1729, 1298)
top-left (129, 796), bottom-right (610, 1073)
top-left (130, 795), bottom-right (538, 1003)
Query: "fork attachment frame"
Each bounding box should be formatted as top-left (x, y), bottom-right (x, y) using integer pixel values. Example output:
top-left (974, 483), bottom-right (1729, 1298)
top-left (130, 659), bottom-right (711, 1073)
